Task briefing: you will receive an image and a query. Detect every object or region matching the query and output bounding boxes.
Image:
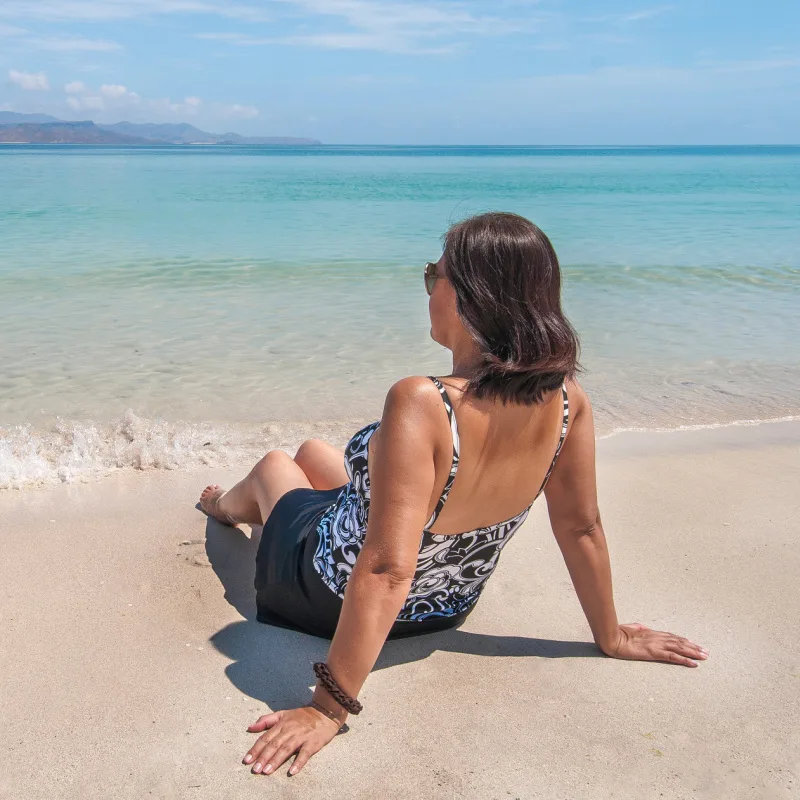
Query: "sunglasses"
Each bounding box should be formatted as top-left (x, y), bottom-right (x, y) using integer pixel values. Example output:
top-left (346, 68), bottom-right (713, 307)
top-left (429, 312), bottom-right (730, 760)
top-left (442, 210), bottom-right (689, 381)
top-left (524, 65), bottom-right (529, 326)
top-left (424, 261), bottom-right (440, 296)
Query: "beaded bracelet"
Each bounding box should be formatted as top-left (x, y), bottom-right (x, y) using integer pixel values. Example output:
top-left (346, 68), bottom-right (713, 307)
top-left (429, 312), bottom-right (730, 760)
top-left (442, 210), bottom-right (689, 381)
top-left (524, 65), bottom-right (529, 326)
top-left (313, 662), bottom-right (363, 715)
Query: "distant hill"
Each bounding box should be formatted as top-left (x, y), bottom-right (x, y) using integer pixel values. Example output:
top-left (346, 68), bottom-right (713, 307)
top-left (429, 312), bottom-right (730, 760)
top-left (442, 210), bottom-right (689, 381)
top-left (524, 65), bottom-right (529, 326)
top-left (101, 121), bottom-right (320, 145)
top-left (0, 111), bottom-right (63, 124)
top-left (0, 113), bottom-right (321, 145)
top-left (0, 121), bottom-right (159, 144)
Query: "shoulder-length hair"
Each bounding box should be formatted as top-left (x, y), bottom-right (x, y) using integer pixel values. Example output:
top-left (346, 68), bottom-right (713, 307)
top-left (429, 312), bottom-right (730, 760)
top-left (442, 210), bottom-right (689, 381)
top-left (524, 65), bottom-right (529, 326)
top-left (444, 212), bottom-right (580, 405)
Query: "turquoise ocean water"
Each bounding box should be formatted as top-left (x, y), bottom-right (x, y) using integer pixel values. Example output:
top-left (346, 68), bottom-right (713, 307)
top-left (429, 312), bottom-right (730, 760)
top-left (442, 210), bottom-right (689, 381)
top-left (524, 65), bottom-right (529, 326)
top-left (1, 145), bottom-right (799, 487)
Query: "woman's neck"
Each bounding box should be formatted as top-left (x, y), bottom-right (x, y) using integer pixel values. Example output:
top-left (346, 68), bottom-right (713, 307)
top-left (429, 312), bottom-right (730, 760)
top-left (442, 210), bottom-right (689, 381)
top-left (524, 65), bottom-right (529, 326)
top-left (450, 345), bottom-right (483, 380)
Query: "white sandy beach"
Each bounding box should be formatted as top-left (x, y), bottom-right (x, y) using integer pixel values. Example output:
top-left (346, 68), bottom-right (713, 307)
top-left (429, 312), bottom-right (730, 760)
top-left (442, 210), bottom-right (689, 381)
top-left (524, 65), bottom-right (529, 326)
top-left (1, 421), bottom-right (798, 799)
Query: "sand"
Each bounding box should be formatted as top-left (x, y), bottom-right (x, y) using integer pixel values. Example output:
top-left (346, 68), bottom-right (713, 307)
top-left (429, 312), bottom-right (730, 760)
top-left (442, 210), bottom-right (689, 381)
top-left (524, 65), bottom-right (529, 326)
top-left (1, 421), bottom-right (798, 800)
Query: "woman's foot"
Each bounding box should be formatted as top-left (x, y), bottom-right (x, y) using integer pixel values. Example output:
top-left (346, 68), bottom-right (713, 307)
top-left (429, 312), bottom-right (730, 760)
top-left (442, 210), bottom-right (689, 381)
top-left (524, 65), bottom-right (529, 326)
top-left (199, 484), bottom-right (240, 527)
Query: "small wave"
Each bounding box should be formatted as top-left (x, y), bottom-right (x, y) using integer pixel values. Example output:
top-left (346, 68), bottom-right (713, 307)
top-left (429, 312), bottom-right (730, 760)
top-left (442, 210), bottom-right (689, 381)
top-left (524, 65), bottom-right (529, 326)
top-left (0, 412), bottom-right (356, 490)
top-left (597, 414), bottom-right (800, 440)
top-left (4, 410), bottom-right (799, 490)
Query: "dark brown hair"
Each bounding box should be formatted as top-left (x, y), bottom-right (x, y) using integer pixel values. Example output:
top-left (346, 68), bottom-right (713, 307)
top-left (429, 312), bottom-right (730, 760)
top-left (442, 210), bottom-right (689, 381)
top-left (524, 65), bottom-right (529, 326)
top-left (443, 212), bottom-right (580, 405)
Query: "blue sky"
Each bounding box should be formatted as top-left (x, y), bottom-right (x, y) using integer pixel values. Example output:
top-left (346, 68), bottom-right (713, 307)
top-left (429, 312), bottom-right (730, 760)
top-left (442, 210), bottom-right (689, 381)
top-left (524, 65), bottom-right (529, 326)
top-left (1, 1), bottom-right (798, 143)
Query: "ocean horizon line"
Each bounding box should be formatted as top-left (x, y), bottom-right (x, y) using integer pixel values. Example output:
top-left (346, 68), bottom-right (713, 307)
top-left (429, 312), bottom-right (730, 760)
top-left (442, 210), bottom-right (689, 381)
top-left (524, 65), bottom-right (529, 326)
top-left (2, 142), bottom-right (800, 149)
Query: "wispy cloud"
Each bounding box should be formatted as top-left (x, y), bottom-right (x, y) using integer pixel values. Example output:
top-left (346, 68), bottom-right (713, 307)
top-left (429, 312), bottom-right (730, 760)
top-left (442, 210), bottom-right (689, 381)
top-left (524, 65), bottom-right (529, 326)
top-left (27, 35), bottom-right (121, 51)
top-left (509, 57), bottom-right (800, 106)
top-left (0, 23), bottom-right (26, 35)
top-left (4, 0), bottom-right (544, 56)
top-left (622, 6), bottom-right (674, 22)
top-left (199, 0), bottom-right (541, 54)
top-left (580, 6), bottom-right (673, 25)
top-left (195, 32), bottom-right (271, 45)
top-left (8, 68), bottom-right (50, 91)
top-left (271, 32), bottom-right (460, 54)
top-left (703, 57), bottom-right (800, 74)
top-left (0, 1), bottom-right (267, 22)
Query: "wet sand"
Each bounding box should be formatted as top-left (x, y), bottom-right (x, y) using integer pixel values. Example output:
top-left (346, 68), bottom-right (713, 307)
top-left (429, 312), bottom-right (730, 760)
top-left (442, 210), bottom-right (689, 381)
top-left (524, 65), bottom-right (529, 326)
top-left (1, 422), bottom-right (798, 799)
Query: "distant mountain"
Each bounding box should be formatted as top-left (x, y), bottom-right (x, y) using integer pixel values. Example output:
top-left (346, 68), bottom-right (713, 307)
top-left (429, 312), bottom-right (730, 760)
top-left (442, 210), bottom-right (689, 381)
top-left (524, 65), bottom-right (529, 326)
top-left (101, 121), bottom-right (320, 145)
top-left (0, 114), bottom-right (321, 145)
top-left (0, 111), bottom-right (63, 124)
top-left (99, 121), bottom-right (208, 143)
top-left (0, 121), bottom-right (160, 144)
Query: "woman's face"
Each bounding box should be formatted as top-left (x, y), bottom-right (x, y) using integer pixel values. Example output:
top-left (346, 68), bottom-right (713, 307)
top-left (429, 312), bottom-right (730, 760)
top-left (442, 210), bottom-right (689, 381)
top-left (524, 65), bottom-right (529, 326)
top-left (428, 255), bottom-right (466, 350)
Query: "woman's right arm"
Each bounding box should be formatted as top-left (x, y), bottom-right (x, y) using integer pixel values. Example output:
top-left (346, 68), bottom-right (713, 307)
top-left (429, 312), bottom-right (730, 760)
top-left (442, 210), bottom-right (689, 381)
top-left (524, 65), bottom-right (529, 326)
top-left (544, 382), bottom-right (707, 666)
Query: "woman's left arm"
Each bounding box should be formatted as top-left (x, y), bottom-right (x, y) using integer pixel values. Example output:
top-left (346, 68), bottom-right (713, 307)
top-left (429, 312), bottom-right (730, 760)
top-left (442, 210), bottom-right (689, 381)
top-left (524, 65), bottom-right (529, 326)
top-left (243, 378), bottom-right (440, 776)
top-left (544, 382), bottom-right (709, 667)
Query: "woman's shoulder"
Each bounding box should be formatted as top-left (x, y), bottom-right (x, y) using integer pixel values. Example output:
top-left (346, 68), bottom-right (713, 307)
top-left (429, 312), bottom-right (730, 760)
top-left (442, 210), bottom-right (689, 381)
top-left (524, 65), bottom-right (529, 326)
top-left (384, 375), bottom-right (443, 407)
top-left (378, 376), bottom-right (450, 436)
top-left (564, 377), bottom-right (590, 414)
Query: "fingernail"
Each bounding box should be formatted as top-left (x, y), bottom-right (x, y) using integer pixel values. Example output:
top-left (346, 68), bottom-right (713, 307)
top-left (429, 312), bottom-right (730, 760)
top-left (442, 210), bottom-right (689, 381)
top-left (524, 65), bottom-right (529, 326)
top-left (289, 767), bottom-right (297, 776)
top-left (243, 754), bottom-right (253, 764)
top-left (264, 764), bottom-right (273, 774)
top-left (253, 762), bottom-right (262, 773)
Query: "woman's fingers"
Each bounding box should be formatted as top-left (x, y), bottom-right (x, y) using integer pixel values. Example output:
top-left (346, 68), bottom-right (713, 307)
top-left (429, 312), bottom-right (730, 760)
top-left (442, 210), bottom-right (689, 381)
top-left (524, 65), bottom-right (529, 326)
top-left (263, 737), bottom-right (302, 774)
top-left (662, 633), bottom-right (709, 656)
top-left (665, 649), bottom-right (699, 667)
top-left (252, 732), bottom-right (298, 774)
top-left (289, 743), bottom-right (317, 776)
top-left (665, 636), bottom-right (708, 660)
top-left (660, 639), bottom-right (706, 667)
top-left (244, 727), bottom-right (280, 767)
top-left (248, 712), bottom-right (282, 732)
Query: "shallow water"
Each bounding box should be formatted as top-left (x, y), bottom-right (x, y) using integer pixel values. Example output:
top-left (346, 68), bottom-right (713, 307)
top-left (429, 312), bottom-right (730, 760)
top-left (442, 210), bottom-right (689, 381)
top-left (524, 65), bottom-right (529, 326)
top-left (1, 145), bottom-right (799, 487)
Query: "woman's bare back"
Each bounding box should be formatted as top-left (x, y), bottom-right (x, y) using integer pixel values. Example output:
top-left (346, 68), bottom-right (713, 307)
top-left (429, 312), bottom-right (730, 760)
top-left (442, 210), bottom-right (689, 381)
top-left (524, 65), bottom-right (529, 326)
top-left (369, 376), bottom-right (575, 536)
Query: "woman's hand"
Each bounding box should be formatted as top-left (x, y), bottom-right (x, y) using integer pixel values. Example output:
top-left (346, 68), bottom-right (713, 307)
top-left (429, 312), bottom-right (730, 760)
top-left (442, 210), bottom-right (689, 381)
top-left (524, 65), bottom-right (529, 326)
top-left (602, 622), bottom-right (709, 667)
top-left (243, 707), bottom-right (341, 776)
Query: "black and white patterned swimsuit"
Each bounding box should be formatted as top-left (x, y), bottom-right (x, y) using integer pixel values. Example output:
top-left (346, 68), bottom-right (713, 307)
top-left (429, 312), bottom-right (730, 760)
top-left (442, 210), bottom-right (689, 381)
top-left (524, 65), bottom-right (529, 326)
top-left (312, 377), bottom-right (570, 624)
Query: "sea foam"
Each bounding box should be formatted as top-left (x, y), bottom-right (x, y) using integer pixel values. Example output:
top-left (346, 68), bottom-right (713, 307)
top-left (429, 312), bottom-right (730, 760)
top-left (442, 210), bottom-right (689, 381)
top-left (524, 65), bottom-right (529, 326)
top-left (0, 412), bottom-right (356, 490)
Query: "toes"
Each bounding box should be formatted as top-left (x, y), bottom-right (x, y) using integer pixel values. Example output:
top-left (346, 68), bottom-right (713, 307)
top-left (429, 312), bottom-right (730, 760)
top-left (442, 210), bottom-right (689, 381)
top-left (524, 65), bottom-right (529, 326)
top-left (199, 486), bottom-right (219, 507)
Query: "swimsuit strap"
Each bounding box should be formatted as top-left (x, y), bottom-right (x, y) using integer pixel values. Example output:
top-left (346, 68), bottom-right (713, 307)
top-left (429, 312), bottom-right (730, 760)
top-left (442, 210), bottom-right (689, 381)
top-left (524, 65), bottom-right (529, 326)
top-left (424, 376), bottom-right (460, 529)
top-left (534, 384), bottom-right (570, 498)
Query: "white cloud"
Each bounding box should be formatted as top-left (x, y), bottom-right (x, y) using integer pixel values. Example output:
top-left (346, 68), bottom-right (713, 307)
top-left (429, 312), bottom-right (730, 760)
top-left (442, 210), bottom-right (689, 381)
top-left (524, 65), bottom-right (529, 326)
top-left (27, 35), bottom-right (120, 51)
top-left (66, 94), bottom-right (104, 109)
top-left (10, 70), bottom-right (257, 126)
top-left (0, 23), bottom-right (26, 35)
top-left (8, 68), bottom-right (50, 91)
top-left (63, 79), bottom-right (140, 110)
top-left (217, 102), bottom-right (258, 119)
top-left (99, 83), bottom-right (128, 98)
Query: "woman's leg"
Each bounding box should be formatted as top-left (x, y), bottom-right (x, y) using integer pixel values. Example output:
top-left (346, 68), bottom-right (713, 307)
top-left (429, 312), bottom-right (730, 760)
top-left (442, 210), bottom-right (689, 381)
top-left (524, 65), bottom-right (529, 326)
top-left (199, 439), bottom-right (346, 526)
top-left (200, 451), bottom-right (312, 526)
top-left (293, 438), bottom-right (348, 490)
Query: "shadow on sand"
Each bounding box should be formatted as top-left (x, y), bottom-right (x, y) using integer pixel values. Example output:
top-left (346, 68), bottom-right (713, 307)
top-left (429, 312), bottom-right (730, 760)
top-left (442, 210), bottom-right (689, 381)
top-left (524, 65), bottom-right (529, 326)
top-left (203, 518), bottom-right (602, 710)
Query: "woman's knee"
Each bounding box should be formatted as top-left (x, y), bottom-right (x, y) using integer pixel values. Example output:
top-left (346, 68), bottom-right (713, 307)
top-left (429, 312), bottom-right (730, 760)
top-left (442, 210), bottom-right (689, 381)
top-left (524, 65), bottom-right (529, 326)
top-left (294, 439), bottom-right (326, 469)
top-left (252, 449), bottom-right (294, 479)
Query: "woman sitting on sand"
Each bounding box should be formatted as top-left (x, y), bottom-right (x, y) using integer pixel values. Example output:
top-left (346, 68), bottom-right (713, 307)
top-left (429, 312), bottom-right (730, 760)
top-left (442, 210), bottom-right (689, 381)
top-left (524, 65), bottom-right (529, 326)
top-left (200, 212), bottom-right (707, 777)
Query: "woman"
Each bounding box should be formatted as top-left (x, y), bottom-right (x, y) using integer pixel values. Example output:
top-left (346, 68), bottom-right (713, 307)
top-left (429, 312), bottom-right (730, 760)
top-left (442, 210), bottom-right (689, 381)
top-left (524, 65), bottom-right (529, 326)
top-left (199, 212), bottom-right (708, 777)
